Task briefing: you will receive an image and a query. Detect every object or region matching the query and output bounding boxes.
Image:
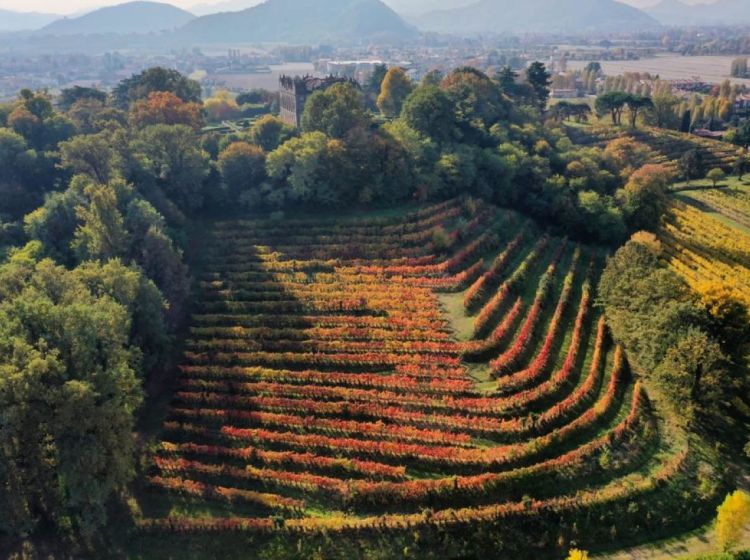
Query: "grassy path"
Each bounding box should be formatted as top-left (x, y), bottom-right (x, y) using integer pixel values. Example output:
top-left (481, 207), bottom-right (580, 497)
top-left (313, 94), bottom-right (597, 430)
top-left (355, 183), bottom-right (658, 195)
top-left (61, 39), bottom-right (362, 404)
top-left (596, 522), bottom-right (750, 559)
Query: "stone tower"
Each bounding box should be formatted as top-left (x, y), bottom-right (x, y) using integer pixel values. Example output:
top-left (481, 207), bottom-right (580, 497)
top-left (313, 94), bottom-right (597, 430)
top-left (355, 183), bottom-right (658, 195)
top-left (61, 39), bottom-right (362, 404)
top-left (279, 74), bottom-right (354, 128)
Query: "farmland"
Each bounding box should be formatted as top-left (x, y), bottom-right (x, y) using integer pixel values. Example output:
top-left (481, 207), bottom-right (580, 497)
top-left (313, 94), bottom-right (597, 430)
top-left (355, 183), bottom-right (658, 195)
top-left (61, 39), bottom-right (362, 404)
top-left (127, 197), bottom-right (716, 559)
top-left (568, 55), bottom-right (750, 86)
top-left (565, 125), bottom-right (740, 175)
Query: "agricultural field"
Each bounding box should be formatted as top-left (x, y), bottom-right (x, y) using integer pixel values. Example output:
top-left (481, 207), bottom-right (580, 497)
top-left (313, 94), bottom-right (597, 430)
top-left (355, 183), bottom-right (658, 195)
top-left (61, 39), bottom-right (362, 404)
top-left (566, 125), bottom-right (740, 175)
top-left (661, 179), bottom-right (750, 306)
top-left (130, 197), bottom-right (715, 558)
top-left (568, 55), bottom-right (750, 87)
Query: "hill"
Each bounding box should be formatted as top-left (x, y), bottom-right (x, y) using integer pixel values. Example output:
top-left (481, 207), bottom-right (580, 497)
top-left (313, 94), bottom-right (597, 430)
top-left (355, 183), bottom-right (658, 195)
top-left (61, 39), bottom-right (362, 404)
top-left (0, 9), bottom-right (60, 31)
top-left (189, 0), bottom-right (264, 16)
top-left (38, 1), bottom-right (195, 36)
top-left (414, 0), bottom-right (659, 35)
top-left (383, 0), bottom-right (475, 16)
top-left (646, 0), bottom-right (750, 26)
top-left (176, 0), bottom-right (417, 43)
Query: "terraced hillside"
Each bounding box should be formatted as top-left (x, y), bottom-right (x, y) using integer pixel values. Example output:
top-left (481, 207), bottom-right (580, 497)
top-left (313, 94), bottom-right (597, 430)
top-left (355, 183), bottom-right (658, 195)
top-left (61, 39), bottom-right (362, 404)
top-left (566, 125), bottom-right (739, 174)
top-left (136, 198), bottom-right (714, 558)
top-left (658, 178), bottom-right (750, 309)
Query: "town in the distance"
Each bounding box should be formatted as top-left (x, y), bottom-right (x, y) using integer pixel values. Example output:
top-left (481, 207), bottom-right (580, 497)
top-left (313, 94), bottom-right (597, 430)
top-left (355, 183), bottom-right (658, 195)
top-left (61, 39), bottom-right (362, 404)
top-left (0, 1), bottom-right (749, 560)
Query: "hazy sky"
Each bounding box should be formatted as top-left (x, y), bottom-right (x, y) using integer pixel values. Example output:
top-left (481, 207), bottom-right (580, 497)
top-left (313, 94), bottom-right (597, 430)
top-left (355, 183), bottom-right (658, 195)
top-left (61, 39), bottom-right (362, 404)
top-left (0, 0), bottom-right (716, 15)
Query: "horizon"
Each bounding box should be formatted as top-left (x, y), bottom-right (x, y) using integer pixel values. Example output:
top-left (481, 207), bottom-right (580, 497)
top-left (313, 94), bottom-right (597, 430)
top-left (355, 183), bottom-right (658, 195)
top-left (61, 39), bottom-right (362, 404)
top-left (0, 0), bottom-right (718, 16)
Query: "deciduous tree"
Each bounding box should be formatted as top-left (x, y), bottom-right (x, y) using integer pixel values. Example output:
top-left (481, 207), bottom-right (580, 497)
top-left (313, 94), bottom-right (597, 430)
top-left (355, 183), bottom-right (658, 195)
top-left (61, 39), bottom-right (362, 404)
top-left (129, 91), bottom-right (203, 130)
top-left (302, 83), bottom-right (369, 139)
top-left (377, 67), bottom-right (413, 118)
top-left (218, 141), bottom-right (267, 203)
top-left (707, 167), bottom-right (726, 187)
top-left (113, 67), bottom-right (201, 109)
top-left (595, 91), bottom-right (630, 125)
top-left (716, 490), bottom-right (750, 551)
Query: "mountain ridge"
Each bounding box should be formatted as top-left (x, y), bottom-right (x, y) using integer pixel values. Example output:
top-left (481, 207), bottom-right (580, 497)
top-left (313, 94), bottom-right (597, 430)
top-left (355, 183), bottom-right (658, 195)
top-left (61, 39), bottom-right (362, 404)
top-left (414, 0), bottom-right (660, 35)
top-left (176, 0), bottom-right (417, 43)
top-left (0, 8), bottom-right (61, 31)
top-left (38, 1), bottom-right (195, 36)
top-left (646, 0), bottom-right (750, 26)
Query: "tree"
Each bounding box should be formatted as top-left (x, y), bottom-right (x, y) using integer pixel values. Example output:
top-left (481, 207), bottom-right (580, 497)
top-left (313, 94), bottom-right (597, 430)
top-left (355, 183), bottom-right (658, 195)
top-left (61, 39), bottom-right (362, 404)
top-left (619, 164), bottom-right (671, 231)
top-left (401, 85), bottom-right (457, 144)
top-left (365, 63), bottom-right (388, 108)
top-left (526, 62), bottom-right (552, 113)
top-left (236, 89), bottom-right (274, 106)
top-left (59, 131), bottom-right (119, 184)
top-left (734, 149), bottom-right (748, 179)
top-left (24, 176), bottom-right (187, 328)
top-left (595, 91), bottom-right (630, 125)
top-left (681, 109), bottom-right (692, 133)
top-left (441, 67), bottom-right (508, 137)
top-left (584, 62), bottom-right (602, 76)
top-left (627, 94), bottom-right (654, 128)
top-left (129, 124), bottom-right (210, 212)
top-left (695, 280), bottom-right (750, 351)
top-left (421, 69), bottom-right (444, 87)
top-left (716, 490), bottom-right (750, 551)
top-left (67, 98), bottom-right (127, 134)
top-left (129, 91), bottom-right (203, 130)
top-left (733, 121), bottom-right (750, 149)
top-left (496, 66), bottom-right (518, 95)
top-left (58, 86), bottom-right (107, 112)
top-left (0, 254), bottom-right (143, 537)
top-left (731, 58), bottom-right (749, 79)
top-left (604, 137), bottom-right (654, 179)
top-left (249, 114), bottom-right (295, 152)
top-left (0, 127), bottom-right (47, 218)
top-left (599, 240), bottom-right (705, 374)
top-left (113, 67), bottom-right (201, 109)
top-left (266, 131), bottom-right (331, 205)
top-left (7, 105), bottom-right (41, 145)
top-left (679, 149), bottom-right (704, 183)
top-left (382, 119), bottom-right (439, 184)
top-left (217, 142), bottom-right (267, 203)
top-left (72, 181), bottom-right (128, 261)
top-left (655, 328), bottom-right (729, 425)
top-left (707, 167), bottom-right (727, 187)
top-left (648, 93), bottom-right (681, 129)
top-left (552, 102), bottom-right (591, 123)
top-left (377, 67), bottom-right (414, 118)
top-left (204, 90), bottom-right (242, 123)
top-left (301, 83), bottom-right (369, 139)
top-left (577, 190), bottom-right (626, 243)
top-left (19, 89), bottom-right (53, 120)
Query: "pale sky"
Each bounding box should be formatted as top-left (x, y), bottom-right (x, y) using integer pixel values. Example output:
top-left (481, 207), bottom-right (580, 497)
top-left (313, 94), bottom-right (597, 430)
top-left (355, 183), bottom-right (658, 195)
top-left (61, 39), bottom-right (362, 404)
top-left (0, 0), bottom-right (716, 15)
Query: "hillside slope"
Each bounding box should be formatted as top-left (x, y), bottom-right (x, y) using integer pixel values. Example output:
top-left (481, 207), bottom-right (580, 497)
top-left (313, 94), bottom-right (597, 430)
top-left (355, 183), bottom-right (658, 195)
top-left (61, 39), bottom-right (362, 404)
top-left (39, 1), bottom-right (195, 35)
top-left (647, 0), bottom-right (750, 26)
top-left (415, 0), bottom-right (659, 35)
top-left (176, 0), bottom-right (417, 42)
top-left (0, 9), bottom-right (60, 31)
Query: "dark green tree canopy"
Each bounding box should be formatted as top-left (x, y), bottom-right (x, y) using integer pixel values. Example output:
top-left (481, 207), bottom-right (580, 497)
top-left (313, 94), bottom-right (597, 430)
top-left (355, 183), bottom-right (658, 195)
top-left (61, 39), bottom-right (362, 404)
top-left (113, 67), bottom-right (202, 109)
top-left (301, 82), bottom-right (370, 139)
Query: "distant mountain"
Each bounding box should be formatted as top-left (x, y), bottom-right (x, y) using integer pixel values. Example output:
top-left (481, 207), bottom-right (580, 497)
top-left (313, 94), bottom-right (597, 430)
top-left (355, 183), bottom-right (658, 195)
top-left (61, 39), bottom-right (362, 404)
top-left (0, 9), bottom-right (61, 31)
top-left (382, 0), bottom-right (475, 16)
top-left (646, 0), bottom-right (750, 26)
top-left (177, 0), bottom-right (417, 43)
top-left (38, 2), bottom-right (195, 36)
top-left (414, 0), bottom-right (660, 35)
top-left (189, 0), bottom-right (265, 16)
